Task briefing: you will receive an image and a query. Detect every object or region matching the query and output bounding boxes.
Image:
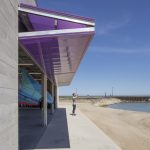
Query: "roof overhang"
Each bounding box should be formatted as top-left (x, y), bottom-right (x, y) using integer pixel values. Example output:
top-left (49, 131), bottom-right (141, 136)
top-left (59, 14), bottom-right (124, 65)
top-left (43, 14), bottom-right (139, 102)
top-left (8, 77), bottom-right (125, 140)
top-left (18, 4), bottom-right (95, 86)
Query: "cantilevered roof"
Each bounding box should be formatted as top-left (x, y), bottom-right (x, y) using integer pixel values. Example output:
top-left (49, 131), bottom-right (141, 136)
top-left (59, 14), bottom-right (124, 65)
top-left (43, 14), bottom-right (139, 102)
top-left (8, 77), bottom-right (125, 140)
top-left (19, 4), bottom-right (95, 86)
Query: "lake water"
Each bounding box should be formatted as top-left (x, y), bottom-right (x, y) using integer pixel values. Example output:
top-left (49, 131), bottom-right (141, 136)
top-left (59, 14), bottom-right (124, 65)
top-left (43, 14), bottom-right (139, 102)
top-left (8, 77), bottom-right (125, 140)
top-left (108, 102), bottom-right (150, 113)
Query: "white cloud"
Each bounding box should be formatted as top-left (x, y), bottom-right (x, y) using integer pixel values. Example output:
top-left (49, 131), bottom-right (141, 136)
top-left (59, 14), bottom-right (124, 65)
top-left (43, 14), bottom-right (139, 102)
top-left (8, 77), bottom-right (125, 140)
top-left (90, 46), bottom-right (150, 54)
top-left (97, 15), bottom-right (130, 36)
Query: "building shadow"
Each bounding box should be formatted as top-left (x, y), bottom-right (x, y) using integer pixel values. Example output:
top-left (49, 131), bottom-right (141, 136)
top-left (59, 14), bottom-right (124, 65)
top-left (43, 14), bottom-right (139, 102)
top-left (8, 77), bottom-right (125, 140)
top-left (19, 108), bottom-right (70, 150)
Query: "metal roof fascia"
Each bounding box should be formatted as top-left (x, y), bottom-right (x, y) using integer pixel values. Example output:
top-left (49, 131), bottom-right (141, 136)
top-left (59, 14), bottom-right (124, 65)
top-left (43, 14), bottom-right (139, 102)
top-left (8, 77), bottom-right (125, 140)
top-left (19, 27), bottom-right (95, 39)
top-left (18, 6), bottom-right (95, 26)
top-left (19, 3), bottom-right (95, 22)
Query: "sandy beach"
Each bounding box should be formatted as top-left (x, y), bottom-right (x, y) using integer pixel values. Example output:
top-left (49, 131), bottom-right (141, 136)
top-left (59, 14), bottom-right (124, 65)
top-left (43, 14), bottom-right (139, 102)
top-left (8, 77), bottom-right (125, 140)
top-left (60, 100), bottom-right (150, 150)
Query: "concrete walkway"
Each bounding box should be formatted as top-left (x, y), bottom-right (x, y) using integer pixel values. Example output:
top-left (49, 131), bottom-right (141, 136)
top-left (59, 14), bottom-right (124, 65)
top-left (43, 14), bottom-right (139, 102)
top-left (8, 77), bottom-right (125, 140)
top-left (33, 105), bottom-right (121, 150)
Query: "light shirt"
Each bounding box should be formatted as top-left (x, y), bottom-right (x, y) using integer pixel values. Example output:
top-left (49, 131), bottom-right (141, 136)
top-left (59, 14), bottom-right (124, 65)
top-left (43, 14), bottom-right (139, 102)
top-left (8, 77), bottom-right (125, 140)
top-left (72, 95), bottom-right (77, 105)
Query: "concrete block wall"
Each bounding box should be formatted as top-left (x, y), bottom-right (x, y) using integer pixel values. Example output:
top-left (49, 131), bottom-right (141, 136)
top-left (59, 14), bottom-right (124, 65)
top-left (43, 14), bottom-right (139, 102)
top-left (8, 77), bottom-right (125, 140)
top-left (0, 0), bottom-right (18, 150)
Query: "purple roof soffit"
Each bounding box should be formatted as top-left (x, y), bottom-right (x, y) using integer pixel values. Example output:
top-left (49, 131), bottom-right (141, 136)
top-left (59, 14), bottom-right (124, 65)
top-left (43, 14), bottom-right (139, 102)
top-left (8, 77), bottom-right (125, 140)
top-left (19, 33), bottom-right (94, 85)
top-left (19, 37), bottom-right (60, 82)
top-left (27, 13), bottom-right (87, 31)
top-left (19, 3), bottom-right (95, 86)
top-left (19, 3), bottom-right (95, 22)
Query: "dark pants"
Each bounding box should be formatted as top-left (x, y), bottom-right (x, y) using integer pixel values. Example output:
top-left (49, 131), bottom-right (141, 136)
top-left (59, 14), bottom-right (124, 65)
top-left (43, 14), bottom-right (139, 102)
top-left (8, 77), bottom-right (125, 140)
top-left (72, 104), bottom-right (76, 114)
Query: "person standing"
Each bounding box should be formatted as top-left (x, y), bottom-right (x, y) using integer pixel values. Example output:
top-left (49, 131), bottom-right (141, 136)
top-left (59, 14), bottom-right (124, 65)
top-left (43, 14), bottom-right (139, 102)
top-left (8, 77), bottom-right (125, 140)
top-left (72, 93), bottom-right (77, 115)
top-left (39, 97), bottom-right (43, 109)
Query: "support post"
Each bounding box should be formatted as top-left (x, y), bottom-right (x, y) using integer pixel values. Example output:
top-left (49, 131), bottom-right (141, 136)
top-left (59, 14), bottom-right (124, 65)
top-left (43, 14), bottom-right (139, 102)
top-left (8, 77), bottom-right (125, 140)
top-left (54, 86), bottom-right (59, 108)
top-left (42, 74), bottom-right (47, 126)
top-left (51, 84), bottom-right (54, 113)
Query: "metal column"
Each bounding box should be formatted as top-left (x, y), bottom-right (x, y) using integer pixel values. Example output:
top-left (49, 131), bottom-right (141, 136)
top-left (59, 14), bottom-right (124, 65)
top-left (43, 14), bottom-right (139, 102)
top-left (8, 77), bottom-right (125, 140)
top-left (42, 74), bottom-right (47, 126)
top-left (51, 83), bottom-right (54, 113)
top-left (54, 86), bottom-right (59, 108)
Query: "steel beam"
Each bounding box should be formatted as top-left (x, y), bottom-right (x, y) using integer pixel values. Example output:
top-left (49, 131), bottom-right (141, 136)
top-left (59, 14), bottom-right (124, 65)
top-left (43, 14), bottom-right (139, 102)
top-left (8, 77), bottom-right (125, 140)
top-left (54, 86), bottom-right (59, 108)
top-left (19, 27), bottom-right (95, 39)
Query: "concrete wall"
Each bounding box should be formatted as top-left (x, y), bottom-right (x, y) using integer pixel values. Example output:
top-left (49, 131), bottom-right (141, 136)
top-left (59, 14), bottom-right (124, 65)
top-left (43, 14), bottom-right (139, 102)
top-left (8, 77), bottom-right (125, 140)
top-left (19, 0), bottom-right (37, 6)
top-left (0, 0), bottom-right (18, 150)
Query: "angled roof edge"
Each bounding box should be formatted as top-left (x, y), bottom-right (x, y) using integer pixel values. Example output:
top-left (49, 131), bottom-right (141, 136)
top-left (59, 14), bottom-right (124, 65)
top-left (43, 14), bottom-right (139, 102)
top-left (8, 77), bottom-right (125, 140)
top-left (19, 27), bottom-right (95, 39)
top-left (19, 3), bottom-right (95, 26)
top-left (58, 33), bottom-right (95, 86)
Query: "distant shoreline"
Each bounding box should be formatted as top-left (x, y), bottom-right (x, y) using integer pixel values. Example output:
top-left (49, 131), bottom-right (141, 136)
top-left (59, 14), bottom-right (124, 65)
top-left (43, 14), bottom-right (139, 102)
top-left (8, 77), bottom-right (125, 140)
top-left (60, 97), bottom-right (150, 105)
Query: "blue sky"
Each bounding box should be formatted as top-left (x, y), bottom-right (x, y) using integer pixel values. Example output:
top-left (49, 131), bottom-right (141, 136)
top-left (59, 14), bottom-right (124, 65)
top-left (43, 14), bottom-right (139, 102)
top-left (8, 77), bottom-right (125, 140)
top-left (37, 0), bottom-right (150, 96)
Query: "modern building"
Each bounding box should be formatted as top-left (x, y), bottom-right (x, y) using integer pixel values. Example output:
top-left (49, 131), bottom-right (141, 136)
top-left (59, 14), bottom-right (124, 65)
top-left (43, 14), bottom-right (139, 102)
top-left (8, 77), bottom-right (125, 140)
top-left (0, 0), bottom-right (95, 149)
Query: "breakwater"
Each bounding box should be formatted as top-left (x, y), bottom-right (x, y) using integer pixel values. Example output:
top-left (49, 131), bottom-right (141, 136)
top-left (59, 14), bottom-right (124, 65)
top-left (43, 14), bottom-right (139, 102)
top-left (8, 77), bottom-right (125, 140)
top-left (114, 96), bottom-right (150, 102)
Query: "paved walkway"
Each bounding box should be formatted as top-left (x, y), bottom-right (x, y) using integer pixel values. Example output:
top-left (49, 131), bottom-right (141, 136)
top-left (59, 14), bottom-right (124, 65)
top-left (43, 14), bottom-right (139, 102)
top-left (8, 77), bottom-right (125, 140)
top-left (33, 105), bottom-right (121, 150)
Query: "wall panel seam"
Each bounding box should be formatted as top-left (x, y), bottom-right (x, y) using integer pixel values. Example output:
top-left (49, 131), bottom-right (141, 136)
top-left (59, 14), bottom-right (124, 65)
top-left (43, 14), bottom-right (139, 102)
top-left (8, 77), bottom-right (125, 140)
top-left (0, 87), bottom-right (18, 91)
top-left (0, 9), bottom-right (17, 34)
top-left (0, 59), bottom-right (17, 70)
